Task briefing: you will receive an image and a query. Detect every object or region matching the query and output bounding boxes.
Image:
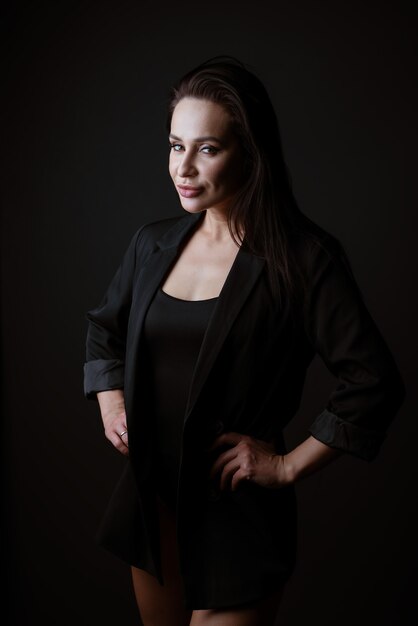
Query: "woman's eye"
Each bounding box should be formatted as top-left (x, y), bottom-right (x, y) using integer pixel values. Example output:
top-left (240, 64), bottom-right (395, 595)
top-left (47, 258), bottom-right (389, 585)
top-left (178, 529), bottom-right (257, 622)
top-left (169, 143), bottom-right (183, 152)
top-left (201, 145), bottom-right (219, 154)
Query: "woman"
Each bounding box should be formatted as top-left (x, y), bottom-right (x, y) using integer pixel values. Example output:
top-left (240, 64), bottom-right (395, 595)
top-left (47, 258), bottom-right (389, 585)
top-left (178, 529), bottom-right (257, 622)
top-left (84, 56), bottom-right (405, 625)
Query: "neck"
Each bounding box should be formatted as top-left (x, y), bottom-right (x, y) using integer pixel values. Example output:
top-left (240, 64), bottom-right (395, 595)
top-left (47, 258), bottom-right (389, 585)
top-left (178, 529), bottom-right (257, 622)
top-left (200, 209), bottom-right (243, 243)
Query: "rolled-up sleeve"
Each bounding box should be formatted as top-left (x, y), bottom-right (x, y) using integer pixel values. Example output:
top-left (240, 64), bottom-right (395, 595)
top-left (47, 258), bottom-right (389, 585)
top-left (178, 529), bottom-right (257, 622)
top-left (84, 225), bottom-right (145, 400)
top-left (304, 236), bottom-right (406, 461)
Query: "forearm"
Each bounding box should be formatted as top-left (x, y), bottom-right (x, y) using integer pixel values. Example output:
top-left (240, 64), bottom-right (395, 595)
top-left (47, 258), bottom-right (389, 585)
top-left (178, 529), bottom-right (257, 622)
top-left (284, 435), bottom-right (344, 484)
top-left (97, 389), bottom-right (125, 421)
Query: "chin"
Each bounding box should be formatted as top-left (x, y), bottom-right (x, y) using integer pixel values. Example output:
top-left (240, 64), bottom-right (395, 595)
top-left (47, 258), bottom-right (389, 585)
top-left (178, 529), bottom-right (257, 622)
top-left (178, 198), bottom-right (208, 214)
top-left (181, 206), bottom-right (207, 215)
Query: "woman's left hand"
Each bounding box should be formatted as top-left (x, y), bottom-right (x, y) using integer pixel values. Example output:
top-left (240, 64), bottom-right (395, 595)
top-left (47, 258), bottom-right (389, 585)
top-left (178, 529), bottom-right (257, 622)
top-left (208, 432), bottom-right (292, 491)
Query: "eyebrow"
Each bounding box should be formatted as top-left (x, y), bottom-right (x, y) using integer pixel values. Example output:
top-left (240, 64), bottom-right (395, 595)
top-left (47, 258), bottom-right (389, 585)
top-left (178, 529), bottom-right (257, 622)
top-left (169, 133), bottom-right (224, 145)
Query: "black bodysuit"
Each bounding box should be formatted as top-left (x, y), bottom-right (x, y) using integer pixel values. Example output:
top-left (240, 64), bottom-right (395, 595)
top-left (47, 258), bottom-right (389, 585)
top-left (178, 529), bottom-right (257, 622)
top-left (143, 287), bottom-right (218, 511)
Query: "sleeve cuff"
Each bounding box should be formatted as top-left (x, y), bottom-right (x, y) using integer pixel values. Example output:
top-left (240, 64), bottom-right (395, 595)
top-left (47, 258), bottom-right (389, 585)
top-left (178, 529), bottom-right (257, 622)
top-left (83, 359), bottom-right (125, 399)
top-left (308, 409), bottom-right (387, 462)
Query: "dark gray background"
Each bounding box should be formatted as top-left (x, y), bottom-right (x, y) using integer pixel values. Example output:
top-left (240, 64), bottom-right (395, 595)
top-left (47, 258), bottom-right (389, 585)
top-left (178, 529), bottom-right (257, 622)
top-left (2, 1), bottom-right (417, 624)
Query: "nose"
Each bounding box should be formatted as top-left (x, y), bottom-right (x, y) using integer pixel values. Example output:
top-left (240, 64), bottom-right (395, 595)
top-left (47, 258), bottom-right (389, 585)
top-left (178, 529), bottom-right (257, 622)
top-left (177, 152), bottom-right (197, 178)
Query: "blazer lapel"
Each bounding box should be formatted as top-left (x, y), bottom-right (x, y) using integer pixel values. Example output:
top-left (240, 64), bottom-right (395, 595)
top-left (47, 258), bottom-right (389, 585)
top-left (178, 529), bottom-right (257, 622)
top-left (185, 246), bottom-right (265, 423)
top-left (127, 215), bottom-right (201, 380)
top-left (128, 212), bottom-right (203, 351)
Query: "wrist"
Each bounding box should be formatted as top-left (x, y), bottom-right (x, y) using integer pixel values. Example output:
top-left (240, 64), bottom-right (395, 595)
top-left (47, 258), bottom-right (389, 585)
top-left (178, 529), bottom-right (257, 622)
top-left (282, 453), bottom-right (297, 485)
top-left (97, 390), bottom-right (125, 415)
top-left (272, 453), bottom-right (296, 487)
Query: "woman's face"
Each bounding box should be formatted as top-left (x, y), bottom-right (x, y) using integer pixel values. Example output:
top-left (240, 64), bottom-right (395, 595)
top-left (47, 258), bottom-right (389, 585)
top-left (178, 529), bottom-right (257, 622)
top-left (169, 97), bottom-right (245, 217)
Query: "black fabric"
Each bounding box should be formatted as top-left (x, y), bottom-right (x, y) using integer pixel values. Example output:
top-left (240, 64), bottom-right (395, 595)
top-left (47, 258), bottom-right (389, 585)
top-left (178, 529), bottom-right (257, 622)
top-left (143, 288), bottom-right (218, 511)
top-left (83, 211), bottom-right (406, 609)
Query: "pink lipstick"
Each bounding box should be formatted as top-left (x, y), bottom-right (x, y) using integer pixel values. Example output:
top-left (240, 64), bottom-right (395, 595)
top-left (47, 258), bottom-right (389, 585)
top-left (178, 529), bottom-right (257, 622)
top-left (177, 185), bottom-right (203, 198)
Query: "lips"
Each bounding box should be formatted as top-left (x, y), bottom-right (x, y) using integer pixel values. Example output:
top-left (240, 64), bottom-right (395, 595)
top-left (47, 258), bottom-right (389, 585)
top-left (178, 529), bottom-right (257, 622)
top-left (177, 185), bottom-right (204, 198)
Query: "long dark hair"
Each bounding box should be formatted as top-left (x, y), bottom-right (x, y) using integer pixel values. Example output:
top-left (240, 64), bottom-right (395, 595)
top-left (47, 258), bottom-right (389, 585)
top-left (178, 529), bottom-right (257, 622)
top-left (167, 56), bottom-right (326, 308)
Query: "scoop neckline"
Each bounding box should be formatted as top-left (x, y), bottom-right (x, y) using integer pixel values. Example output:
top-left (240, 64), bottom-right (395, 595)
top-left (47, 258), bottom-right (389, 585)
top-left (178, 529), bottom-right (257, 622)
top-left (159, 288), bottom-right (219, 303)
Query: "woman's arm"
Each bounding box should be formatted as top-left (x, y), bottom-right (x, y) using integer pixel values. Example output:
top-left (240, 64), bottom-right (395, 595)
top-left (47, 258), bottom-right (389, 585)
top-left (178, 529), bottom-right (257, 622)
top-left (283, 435), bottom-right (344, 484)
top-left (84, 225), bottom-right (146, 400)
top-left (209, 431), bottom-right (344, 490)
top-left (302, 235), bottom-right (405, 462)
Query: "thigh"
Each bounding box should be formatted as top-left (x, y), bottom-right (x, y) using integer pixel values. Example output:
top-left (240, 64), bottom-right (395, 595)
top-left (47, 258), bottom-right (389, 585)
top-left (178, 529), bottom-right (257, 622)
top-left (131, 495), bottom-right (192, 626)
top-left (189, 585), bottom-right (286, 626)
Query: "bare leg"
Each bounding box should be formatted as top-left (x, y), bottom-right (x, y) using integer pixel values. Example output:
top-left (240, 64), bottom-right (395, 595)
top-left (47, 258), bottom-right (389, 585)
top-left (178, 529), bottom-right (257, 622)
top-left (189, 585), bottom-right (286, 626)
top-left (131, 496), bottom-right (192, 626)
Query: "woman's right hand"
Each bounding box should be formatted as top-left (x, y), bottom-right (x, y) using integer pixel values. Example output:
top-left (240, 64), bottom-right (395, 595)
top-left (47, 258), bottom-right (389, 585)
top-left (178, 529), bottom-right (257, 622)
top-left (97, 389), bottom-right (129, 456)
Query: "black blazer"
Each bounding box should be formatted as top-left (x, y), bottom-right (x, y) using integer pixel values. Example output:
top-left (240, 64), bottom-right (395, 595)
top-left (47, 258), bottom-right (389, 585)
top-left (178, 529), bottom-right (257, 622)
top-left (84, 210), bottom-right (405, 609)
